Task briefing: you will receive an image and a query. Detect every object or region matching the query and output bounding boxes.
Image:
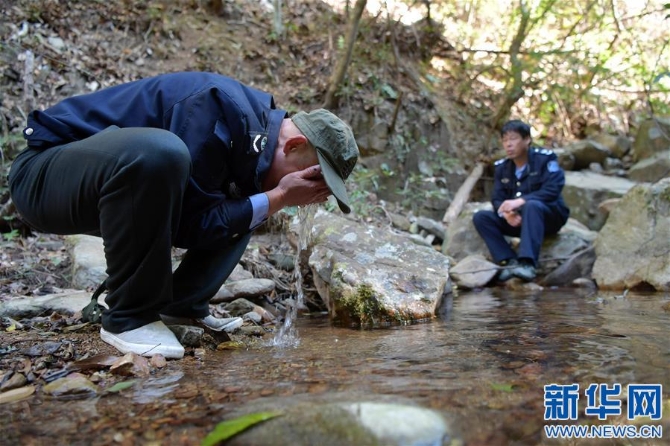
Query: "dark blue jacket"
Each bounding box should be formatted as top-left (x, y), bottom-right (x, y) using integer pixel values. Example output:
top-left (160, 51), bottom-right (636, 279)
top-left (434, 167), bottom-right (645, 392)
top-left (491, 147), bottom-right (570, 222)
top-left (22, 72), bottom-right (287, 249)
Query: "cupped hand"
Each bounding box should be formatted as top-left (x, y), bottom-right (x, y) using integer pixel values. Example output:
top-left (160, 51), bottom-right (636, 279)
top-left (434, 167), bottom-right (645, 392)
top-left (273, 165), bottom-right (331, 209)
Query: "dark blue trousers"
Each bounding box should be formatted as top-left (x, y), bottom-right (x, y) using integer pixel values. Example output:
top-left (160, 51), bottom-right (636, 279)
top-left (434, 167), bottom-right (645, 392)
top-left (9, 127), bottom-right (250, 333)
top-left (472, 200), bottom-right (566, 266)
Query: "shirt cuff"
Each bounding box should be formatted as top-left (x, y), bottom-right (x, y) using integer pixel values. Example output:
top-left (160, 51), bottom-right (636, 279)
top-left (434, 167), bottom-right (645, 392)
top-left (249, 193), bottom-right (270, 230)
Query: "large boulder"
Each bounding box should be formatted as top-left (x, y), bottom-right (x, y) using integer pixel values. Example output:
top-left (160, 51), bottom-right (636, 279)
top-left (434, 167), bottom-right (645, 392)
top-left (564, 140), bottom-right (612, 170)
top-left (592, 133), bottom-right (632, 160)
top-left (303, 210), bottom-right (451, 327)
top-left (592, 178), bottom-right (670, 291)
top-left (441, 202), bottom-right (491, 262)
top-left (627, 150), bottom-right (670, 183)
top-left (632, 117), bottom-right (670, 162)
top-left (563, 171), bottom-right (639, 230)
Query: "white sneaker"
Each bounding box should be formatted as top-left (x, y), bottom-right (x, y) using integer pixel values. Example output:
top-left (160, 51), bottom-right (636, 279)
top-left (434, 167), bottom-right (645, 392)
top-left (161, 314), bottom-right (244, 333)
top-left (100, 321), bottom-right (185, 359)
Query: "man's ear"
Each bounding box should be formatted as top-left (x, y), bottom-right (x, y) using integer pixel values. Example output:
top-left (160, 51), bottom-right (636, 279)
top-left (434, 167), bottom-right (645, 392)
top-left (283, 135), bottom-right (309, 154)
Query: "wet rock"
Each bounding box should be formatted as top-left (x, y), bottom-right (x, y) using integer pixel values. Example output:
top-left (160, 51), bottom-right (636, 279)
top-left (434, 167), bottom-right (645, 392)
top-left (592, 178), bottom-right (670, 291)
top-left (227, 400), bottom-right (451, 446)
top-left (541, 246), bottom-right (596, 287)
top-left (450, 255), bottom-right (498, 289)
top-left (42, 374), bottom-right (99, 397)
top-left (538, 218), bottom-right (596, 276)
top-left (110, 353), bottom-right (151, 377)
top-left (572, 277), bottom-right (597, 289)
top-left (304, 210), bottom-right (451, 327)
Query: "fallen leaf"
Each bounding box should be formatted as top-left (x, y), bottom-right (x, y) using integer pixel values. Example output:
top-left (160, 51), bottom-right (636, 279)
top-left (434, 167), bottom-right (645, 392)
top-left (106, 380), bottom-right (136, 393)
top-left (490, 382), bottom-right (514, 393)
top-left (201, 411), bottom-right (282, 446)
top-left (0, 385), bottom-right (35, 404)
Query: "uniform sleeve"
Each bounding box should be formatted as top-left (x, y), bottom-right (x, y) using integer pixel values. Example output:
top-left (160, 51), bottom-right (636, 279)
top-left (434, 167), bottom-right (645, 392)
top-left (521, 154), bottom-right (565, 203)
top-left (491, 164), bottom-right (507, 213)
top-left (168, 87), bottom-right (256, 249)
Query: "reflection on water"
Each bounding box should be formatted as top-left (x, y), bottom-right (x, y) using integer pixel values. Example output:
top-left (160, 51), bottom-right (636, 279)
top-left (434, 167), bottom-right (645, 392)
top-left (2, 289), bottom-right (669, 445)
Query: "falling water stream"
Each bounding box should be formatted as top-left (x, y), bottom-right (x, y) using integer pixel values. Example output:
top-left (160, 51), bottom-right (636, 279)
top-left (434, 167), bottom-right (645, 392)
top-left (271, 204), bottom-right (318, 348)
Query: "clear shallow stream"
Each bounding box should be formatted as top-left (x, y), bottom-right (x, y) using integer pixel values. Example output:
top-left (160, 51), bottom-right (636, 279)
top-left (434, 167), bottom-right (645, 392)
top-left (2, 288), bottom-right (669, 445)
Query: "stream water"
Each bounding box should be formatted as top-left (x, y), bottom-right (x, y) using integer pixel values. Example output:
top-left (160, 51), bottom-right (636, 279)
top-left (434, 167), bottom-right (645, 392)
top-left (271, 205), bottom-right (318, 349)
top-left (2, 288), bottom-right (669, 445)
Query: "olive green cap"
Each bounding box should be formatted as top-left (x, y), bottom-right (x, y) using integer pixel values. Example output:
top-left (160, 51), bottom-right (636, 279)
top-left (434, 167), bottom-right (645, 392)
top-left (291, 109), bottom-right (359, 213)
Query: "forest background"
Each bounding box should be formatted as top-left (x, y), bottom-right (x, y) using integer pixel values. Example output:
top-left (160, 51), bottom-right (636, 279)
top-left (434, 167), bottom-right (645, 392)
top-left (0, 0), bottom-right (669, 249)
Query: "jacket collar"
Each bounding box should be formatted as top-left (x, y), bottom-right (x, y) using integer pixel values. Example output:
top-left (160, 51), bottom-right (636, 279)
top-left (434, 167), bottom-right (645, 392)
top-left (255, 108), bottom-right (288, 190)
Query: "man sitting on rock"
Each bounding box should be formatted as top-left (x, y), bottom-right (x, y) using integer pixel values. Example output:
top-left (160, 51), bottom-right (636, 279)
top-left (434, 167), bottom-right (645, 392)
top-left (473, 120), bottom-right (569, 282)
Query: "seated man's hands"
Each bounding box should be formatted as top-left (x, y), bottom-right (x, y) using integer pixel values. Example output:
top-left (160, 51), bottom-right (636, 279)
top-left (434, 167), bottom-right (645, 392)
top-left (498, 198), bottom-right (525, 227)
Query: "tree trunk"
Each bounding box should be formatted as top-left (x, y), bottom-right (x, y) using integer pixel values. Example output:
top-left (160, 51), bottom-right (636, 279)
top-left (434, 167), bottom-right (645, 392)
top-left (323, 0), bottom-right (367, 110)
top-left (442, 162), bottom-right (485, 225)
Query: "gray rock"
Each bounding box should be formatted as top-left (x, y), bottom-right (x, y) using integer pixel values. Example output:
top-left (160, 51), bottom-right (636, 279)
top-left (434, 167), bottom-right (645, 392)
top-left (415, 216), bottom-right (446, 242)
top-left (592, 178), bottom-right (670, 291)
top-left (627, 150), bottom-right (670, 183)
top-left (592, 133), bottom-right (632, 159)
top-left (564, 140), bottom-right (611, 170)
top-left (227, 400), bottom-right (451, 446)
top-left (441, 202), bottom-right (491, 261)
top-left (304, 210), bottom-right (451, 327)
top-left (541, 245), bottom-right (596, 287)
top-left (632, 117), bottom-right (670, 162)
top-left (450, 255), bottom-right (498, 289)
top-left (210, 278), bottom-right (276, 303)
top-left (224, 298), bottom-right (258, 316)
top-left (167, 325), bottom-right (204, 347)
top-left (563, 171), bottom-right (639, 230)
top-left (66, 234), bottom-right (107, 289)
top-left (0, 291), bottom-right (99, 318)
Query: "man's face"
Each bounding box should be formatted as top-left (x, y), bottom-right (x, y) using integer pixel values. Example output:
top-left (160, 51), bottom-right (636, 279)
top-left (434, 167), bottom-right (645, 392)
top-left (502, 131), bottom-right (530, 161)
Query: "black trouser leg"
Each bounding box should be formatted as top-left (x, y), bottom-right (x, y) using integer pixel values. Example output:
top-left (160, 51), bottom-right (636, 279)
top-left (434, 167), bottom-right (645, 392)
top-left (517, 200), bottom-right (565, 266)
top-left (472, 210), bottom-right (519, 263)
top-left (161, 232), bottom-right (252, 318)
top-left (9, 127), bottom-right (191, 333)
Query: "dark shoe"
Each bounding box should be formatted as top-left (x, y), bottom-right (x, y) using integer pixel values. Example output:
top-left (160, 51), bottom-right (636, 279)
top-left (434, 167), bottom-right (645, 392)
top-left (497, 259), bottom-right (518, 282)
top-left (511, 261), bottom-right (536, 282)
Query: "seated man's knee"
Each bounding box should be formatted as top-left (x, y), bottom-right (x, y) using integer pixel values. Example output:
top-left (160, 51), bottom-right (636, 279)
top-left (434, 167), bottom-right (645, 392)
top-left (473, 209), bottom-right (495, 229)
top-left (521, 200), bottom-right (545, 214)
